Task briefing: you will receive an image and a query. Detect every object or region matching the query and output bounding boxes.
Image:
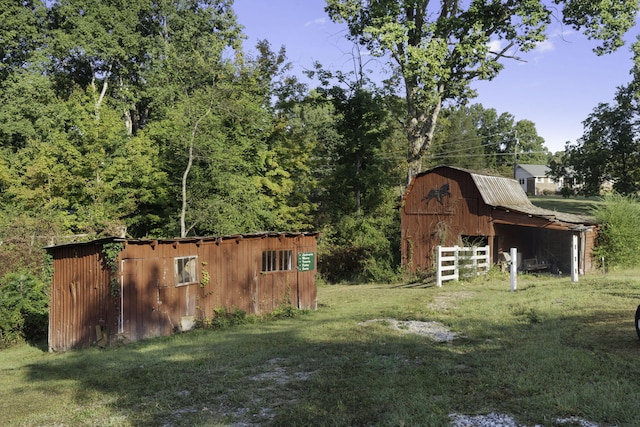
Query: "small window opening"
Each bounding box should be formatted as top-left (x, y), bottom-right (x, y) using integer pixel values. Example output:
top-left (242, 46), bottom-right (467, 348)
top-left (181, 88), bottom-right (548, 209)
top-left (175, 256), bottom-right (197, 286)
top-left (279, 250), bottom-right (292, 271)
top-left (262, 250), bottom-right (293, 272)
top-left (262, 250), bottom-right (277, 272)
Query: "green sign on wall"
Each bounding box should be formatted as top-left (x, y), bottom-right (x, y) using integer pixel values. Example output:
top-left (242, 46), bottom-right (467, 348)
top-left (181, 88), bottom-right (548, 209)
top-left (297, 252), bottom-right (315, 272)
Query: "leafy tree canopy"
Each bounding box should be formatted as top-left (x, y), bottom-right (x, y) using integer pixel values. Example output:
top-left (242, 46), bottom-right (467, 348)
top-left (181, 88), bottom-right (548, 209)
top-left (325, 0), bottom-right (639, 183)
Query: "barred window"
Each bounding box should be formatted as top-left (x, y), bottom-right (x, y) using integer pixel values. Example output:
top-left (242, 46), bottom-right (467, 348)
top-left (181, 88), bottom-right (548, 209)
top-left (262, 250), bottom-right (277, 272)
top-left (262, 250), bottom-right (293, 272)
top-left (279, 250), bottom-right (292, 271)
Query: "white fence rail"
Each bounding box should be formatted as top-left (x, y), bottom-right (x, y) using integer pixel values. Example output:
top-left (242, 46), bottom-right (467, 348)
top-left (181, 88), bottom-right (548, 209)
top-left (435, 245), bottom-right (490, 286)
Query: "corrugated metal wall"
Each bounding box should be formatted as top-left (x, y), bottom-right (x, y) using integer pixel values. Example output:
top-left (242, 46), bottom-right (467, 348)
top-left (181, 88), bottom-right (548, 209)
top-left (48, 234), bottom-right (318, 351)
top-left (48, 243), bottom-right (116, 351)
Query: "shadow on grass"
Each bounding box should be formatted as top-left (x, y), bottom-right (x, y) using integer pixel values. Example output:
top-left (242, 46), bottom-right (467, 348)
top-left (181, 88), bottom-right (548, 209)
top-left (22, 303), bottom-right (640, 426)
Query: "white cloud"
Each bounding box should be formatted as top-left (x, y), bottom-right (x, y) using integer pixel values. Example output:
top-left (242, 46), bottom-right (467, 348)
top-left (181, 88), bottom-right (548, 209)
top-left (304, 17), bottom-right (326, 27)
top-left (487, 40), bottom-right (503, 53)
top-left (534, 39), bottom-right (554, 53)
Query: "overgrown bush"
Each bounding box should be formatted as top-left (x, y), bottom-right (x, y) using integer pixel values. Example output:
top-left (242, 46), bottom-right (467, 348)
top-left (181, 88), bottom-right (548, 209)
top-left (0, 272), bottom-right (49, 347)
top-left (318, 214), bottom-right (401, 283)
top-left (592, 193), bottom-right (640, 269)
top-left (205, 307), bottom-right (255, 329)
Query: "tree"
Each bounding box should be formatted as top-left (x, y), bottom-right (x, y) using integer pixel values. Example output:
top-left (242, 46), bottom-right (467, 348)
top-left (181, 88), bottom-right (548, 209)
top-left (0, 0), bottom-right (47, 83)
top-left (325, 0), bottom-right (639, 184)
top-left (427, 104), bottom-right (547, 174)
top-left (428, 106), bottom-right (487, 170)
top-left (6, 86), bottom-right (167, 237)
top-left (513, 119), bottom-right (548, 166)
top-left (557, 84), bottom-right (640, 195)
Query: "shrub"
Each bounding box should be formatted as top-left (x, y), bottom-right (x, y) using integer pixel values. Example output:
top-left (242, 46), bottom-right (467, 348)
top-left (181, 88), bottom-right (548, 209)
top-left (592, 193), bottom-right (640, 269)
top-left (318, 214), bottom-right (400, 283)
top-left (205, 307), bottom-right (254, 329)
top-left (559, 186), bottom-right (575, 198)
top-left (0, 272), bottom-right (49, 347)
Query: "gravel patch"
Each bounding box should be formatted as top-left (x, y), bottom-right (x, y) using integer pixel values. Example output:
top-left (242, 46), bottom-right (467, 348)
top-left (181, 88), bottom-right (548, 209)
top-left (449, 413), bottom-right (605, 427)
top-left (359, 318), bottom-right (458, 342)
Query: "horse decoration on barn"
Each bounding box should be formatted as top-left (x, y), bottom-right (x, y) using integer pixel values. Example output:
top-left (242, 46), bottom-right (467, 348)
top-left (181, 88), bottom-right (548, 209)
top-left (423, 182), bottom-right (451, 205)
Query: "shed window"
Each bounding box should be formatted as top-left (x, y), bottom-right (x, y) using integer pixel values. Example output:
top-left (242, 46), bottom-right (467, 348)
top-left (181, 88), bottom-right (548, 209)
top-left (262, 250), bottom-right (293, 272)
top-left (262, 250), bottom-right (277, 272)
top-left (175, 256), bottom-right (197, 286)
top-left (279, 250), bottom-right (292, 271)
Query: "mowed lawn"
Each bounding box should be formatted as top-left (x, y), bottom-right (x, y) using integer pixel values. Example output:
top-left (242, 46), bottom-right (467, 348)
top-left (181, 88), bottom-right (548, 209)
top-left (2, 270), bottom-right (640, 426)
top-left (529, 195), bottom-right (604, 217)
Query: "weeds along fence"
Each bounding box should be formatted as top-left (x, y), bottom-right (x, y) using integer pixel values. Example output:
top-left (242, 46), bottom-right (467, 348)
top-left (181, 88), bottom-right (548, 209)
top-left (436, 245), bottom-right (490, 286)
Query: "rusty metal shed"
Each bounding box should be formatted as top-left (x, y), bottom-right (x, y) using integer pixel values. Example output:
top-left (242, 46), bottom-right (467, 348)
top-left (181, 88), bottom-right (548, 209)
top-left (47, 232), bottom-right (318, 351)
top-left (401, 166), bottom-right (598, 274)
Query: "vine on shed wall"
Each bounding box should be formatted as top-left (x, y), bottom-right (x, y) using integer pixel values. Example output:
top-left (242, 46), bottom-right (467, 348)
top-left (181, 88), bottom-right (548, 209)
top-left (102, 242), bottom-right (124, 297)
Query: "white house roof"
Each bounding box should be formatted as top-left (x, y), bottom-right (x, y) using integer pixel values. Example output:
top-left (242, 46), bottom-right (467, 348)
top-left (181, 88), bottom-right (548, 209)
top-left (516, 164), bottom-right (550, 177)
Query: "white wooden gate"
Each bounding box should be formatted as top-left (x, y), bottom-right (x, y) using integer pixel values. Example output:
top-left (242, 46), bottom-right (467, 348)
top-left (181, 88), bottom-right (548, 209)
top-left (436, 245), bottom-right (490, 286)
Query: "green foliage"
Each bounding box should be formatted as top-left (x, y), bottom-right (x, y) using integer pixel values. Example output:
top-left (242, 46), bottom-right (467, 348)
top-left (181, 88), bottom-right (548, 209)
top-left (200, 262), bottom-right (210, 288)
top-left (0, 272), bottom-right (48, 347)
top-left (205, 307), bottom-right (253, 329)
top-left (591, 193), bottom-right (640, 269)
top-left (326, 0), bottom-right (638, 181)
top-left (428, 104), bottom-right (548, 171)
top-left (200, 301), bottom-right (307, 330)
top-left (560, 84), bottom-right (640, 196)
top-left (319, 214), bottom-right (400, 284)
top-left (102, 242), bottom-right (123, 296)
top-left (102, 242), bottom-right (122, 272)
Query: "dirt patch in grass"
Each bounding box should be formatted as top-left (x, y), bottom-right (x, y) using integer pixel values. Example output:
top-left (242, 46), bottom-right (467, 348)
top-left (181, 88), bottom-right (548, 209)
top-left (428, 291), bottom-right (476, 311)
top-left (222, 358), bottom-right (317, 426)
top-left (359, 319), bottom-right (458, 342)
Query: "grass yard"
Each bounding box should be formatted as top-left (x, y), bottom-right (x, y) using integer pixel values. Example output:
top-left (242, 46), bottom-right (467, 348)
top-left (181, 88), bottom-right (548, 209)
top-left (2, 270), bottom-right (640, 426)
top-left (529, 195), bottom-right (604, 217)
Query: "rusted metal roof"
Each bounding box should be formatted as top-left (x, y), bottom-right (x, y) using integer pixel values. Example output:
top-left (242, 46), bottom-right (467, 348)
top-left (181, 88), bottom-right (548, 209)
top-left (45, 231), bottom-right (320, 249)
top-left (469, 172), bottom-right (596, 225)
top-left (470, 172), bottom-right (531, 208)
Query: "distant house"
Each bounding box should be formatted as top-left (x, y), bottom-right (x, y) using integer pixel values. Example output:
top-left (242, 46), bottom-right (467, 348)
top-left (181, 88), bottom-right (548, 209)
top-left (400, 166), bottom-right (598, 274)
top-left (514, 164), bottom-right (562, 195)
top-left (46, 232), bottom-right (319, 351)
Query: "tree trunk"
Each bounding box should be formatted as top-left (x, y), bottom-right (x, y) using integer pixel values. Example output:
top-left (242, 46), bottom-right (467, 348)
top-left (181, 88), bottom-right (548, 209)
top-left (180, 101), bottom-right (213, 238)
top-left (403, 83), bottom-right (444, 186)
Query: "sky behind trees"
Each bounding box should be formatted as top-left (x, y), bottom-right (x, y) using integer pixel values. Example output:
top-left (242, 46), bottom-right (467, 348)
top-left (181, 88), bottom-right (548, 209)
top-left (232, 0), bottom-right (640, 153)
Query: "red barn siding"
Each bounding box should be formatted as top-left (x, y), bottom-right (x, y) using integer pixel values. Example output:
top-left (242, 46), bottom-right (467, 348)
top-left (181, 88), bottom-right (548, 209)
top-left (402, 168), bottom-right (495, 271)
top-left (401, 166), bottom-right (598, 274)
top-left (48, 233), bottom-right (318, 351)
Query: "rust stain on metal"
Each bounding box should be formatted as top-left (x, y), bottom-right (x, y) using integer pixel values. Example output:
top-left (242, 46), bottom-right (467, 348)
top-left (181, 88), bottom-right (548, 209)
top-left (47, 232), bottom-right (319, 351)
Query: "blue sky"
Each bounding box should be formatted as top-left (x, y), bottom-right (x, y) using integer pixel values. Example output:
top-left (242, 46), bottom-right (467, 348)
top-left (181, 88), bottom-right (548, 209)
top-left (232, 0), bottom-right (639, 153)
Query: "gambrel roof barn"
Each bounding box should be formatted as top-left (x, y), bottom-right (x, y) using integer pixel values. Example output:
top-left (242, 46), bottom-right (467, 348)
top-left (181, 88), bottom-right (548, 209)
top-left (401, 166), bottom-right (598, 275)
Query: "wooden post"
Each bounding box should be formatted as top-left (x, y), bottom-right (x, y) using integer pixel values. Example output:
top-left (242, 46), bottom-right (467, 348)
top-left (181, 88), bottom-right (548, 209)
top-left (510, 247), bottom-right (517, 291)
top-left (453, 245), bottom-right (459, 282)
top-left (571, 235), bottom-right (579, 283)
top-left (436, 245), bottom-right (442, 287)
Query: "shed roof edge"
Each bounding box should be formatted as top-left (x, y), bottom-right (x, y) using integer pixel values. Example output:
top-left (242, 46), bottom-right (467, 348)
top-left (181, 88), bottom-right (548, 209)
top-left (45, 231), bottom-right (320, 250)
